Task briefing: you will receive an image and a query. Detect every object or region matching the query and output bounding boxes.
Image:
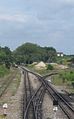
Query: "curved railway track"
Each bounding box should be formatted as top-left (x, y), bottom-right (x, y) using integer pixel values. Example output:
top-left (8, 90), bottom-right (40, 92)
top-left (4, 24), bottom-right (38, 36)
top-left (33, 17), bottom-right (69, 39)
top-left (23, 70), bottom-right (46, 119)
top-left (23, 71), bottom-right (36, 119)
top-left (22, 66), bottom-right (74, 119)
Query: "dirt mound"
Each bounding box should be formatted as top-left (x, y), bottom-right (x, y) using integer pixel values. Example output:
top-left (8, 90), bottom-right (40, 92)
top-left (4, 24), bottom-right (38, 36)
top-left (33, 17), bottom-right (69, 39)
top-left (35, 61), bottom-right (46, 69)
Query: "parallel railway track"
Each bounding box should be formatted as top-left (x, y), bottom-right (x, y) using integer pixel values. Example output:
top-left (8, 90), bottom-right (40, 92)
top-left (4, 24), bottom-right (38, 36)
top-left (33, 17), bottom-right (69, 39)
top-left (23, 71), bottom-right (35, 119)
top-left (45, 81), bottom-right (74, 119)
top-left (23, 70), bottom-right (46, 119)
top-left (22, 66), bottom-right (74, 119)
top-left (0, 73), bottom-right (17, 97)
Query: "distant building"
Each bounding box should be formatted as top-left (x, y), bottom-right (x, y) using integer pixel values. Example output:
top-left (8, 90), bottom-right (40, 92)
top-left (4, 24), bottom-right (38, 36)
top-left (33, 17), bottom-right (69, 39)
top-left (57, 52), bottom-right (64, 57)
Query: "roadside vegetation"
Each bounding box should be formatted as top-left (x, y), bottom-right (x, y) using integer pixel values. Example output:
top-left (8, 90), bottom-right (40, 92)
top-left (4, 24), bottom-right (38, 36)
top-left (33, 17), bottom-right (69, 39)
top-left (52, 69), bottom-right (74, 93)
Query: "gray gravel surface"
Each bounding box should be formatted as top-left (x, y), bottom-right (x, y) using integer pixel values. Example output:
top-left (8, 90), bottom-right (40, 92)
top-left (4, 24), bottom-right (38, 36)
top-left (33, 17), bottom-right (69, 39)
top-left (6, 73), bottom-right (24, 119)
top-left (42, 92), bottom-right (68, 119)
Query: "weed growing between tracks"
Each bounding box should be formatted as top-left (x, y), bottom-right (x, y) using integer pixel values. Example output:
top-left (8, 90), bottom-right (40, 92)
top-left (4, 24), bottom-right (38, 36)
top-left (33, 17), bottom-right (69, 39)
top-left (0, 68), bottom-right (21, 104)
top-left (6, 72), bottom-right (21, 96)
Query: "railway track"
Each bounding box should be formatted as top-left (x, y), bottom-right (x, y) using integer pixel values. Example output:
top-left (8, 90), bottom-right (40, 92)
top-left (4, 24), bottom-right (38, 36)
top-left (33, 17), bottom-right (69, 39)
top-left (0, 73), bottom-right (17, 97)
top-left (23, 71), bottom-right (46, 119)
top-left (22, 66), bottom-right (74, 119)
top-left (33, 86), bottom-right (46, 119)
top-left (45, 81), bottom-right (74, 119)
top-left (23, 71), bottom-right (35, 119)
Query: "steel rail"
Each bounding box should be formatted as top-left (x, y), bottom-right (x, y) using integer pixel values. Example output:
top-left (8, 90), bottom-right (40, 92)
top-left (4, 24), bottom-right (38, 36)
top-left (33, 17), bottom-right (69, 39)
top-left (22, 66), bottom-right (74, 119)
top-left (0, 74), bottom-right (16, 97)
top-left (26, 72), bottom-right (37, 119)
top-left (23, 84), bottom-right (43, 119)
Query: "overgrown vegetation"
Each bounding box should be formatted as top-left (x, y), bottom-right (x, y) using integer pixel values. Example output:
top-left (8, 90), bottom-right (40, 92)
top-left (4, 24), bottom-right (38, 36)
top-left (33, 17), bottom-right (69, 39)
top-left (0, 65), bottom-right (9, 77)
top-left (8, 72), bottom-right (21, 96)
top-left (0, 68), bottom-right (21, 105)
top-left (52, 69), bottom-right (74, 93)
top-left (47, 64), bottom-right (54, 70)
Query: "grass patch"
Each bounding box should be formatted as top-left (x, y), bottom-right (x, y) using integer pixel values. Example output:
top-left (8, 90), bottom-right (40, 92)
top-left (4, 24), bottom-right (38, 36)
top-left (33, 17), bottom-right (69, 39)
top-left (0, 69), bottom-right (18, 96)
top-left (0, 115), bottom-right (6, 119)
top-left (0, 68), bottom-right (21, 105)
top-left (35, 69), bottom-right (52, 75)
top-left (52, 75), bottom-right (63, 85)
top-left (52, 69), bottom-right (74, 93)
top-left (6, 70), bottom-right (21, 96)
top-left (0, 65), bottom-right (9, 77)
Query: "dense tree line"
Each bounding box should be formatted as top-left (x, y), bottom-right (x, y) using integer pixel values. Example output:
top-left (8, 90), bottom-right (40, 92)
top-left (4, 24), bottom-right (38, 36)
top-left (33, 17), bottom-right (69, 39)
top-left (0, 43), bottom-right (57, 66)
top-left (67, 56), bottom-right (74, 67)
top-left (1, 43), bottom-right (74, 70)
top-left (0, 46), bottom-right (12, 68)
top-left (70, 57), bottom-right (74, 63)
top-left (13, 43), bottom-right (57, 64)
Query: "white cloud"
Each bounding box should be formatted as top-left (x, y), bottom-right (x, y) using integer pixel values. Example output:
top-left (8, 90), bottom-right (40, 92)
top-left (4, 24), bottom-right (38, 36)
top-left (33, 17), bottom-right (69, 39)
top-left (57, 0), bottom-right (74, 4)
top-left (0, 13), bottom-right (42, 26)
top-left (0, 14), bottom-right (32, 23)
top-left (0, 14), bottom-right (24, 22)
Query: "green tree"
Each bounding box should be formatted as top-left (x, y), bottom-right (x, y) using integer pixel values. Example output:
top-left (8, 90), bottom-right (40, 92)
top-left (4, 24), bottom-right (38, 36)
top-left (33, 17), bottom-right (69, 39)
top-left (0, 46), bottom-right (12, 68)
top-left (13, 42), bottom-right (57, 64)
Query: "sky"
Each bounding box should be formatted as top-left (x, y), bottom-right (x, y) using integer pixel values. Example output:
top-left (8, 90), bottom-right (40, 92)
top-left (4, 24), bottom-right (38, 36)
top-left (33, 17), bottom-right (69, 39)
top-left (0, 0), bottom-right (74, 54)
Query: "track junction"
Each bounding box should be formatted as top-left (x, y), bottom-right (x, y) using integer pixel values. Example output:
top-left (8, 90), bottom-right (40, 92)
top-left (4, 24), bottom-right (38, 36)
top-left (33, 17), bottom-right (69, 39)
top-left (21, 66), bottom-right (74, 119)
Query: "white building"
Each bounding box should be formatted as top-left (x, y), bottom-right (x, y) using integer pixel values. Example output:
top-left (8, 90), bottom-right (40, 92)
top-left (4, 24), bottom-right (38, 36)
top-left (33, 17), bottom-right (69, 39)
top-left (57, 52), bottom-right (64, 57)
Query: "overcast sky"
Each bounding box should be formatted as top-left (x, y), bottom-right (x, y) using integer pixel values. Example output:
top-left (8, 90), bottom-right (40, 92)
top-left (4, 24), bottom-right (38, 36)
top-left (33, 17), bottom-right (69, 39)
top-left (0, 0), bottom-right (74, 54)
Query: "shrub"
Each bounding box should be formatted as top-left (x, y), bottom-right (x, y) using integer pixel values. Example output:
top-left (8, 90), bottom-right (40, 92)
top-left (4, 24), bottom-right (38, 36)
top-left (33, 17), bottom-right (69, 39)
top-left (47, 64), bottom-right (53, 70)
top-left (0, 65), bottom-right (9, 77)
top-left (71, 82), bottom-right (74, 88)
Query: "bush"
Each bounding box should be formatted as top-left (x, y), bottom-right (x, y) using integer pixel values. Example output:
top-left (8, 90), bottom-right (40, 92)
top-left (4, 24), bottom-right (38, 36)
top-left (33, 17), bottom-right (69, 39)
top-left (71, 82), bottom-right (74, 88)
top-left (47, 64), bottom-right (53, 70)
top-left (0, 65), bottom-right (9, 77)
